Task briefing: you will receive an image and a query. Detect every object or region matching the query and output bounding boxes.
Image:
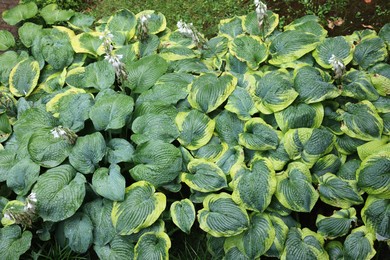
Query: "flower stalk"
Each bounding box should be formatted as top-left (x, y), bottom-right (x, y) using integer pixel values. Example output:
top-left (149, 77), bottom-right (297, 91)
top-left (329, 54), bottom-right (345, 79)
top-left (177, 20), bottom-right (207, 49)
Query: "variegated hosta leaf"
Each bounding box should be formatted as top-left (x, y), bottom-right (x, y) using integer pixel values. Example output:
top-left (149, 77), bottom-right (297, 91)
top-left (131, 113), bottom-right (179, 145)
top-left (198, 192), bottom-right (249, 237)
top-left (0, 113), bottom-right (11, 143)
top-left (266, 196), bottom-right (292, 217)
top-left (218, 16), bottom-right (244, 38)
top-left (6, 158), bottom-right (39, 196)
top-left (353, 36), bottom-right (388, 69)
top-left (207, 235), bottom-right (225, 259)
top-left (379, 23), bottom-right (390, 48)
top-left (9, 58), bottom-right (40, 97)
top-left (201, 35), bottom-right (229, 69)
top-left (169, 58), bottom-right (209, 74)
top-left (226, 212), bottom-right (275, 259)
top-left (313, 36), bottom-right (354, 69)
top-left (256, 142), bottom-right (291, 171)
top-left (269, 30), bottom-right (320, 66)
top-left (369, 63), bottom-right (390, 96)
top-left (216, 146), bottom-right (245, 175)
top-left (94, 235), bottom-right (135, 260)
top-left (238, 117), bottom-right (279, 151)
top-left (92, 165), bottom-right (125, 201)
top-left (134, 232), bottom-right (171, 260)
top-left (225, 86), bottom-right (257, 120)
top-left (338, 101), bottom-right (383, 141)
top-left (226, 53), bottom-right (248, 74)
top-left (281, 227), bottom-right (328, 260)
top-left (214, 111), bottom-right (244, 146)
top-left (231, 158), bottom-right (276, 212)
top-left (229, 35), bottom-right (268, 70)
top-left (83, 60), bottom-right (116, 90)
top-left (341, 69), bottom-right (379, 101)
top-left (106, 9), bottom-right (137, 46)
top-left (325, 241), bottom-right (344, 260)
top-left (0, 30), bottom-right (15, 51)
top-left (188, 72), bottom-right (236, 114)
top-left (127, 219), bottom-right (165, 243)
top-left (193, 135), bottom-right (228, 162)
top-left (111, 181), bottom-right (166, 235)
top-left (83, 198), bottom-right (116, 247)
top-left (336, 159), bottom-right (361, 181)
top-left (69, 132), bottom-right (106, 174)
top-left (0, 226), bottom-right (32, 260)
top-left (318, 173), bottom-right (364, 208)
top-left (89, 89), bottom-right (134, 131)
top-left (253, 70), bottom-right (298, 114)
top-left (71, 32), bottom-right (105, 56)
top-left (170, 199), bottom-right (196, 234)
top-left (181, 159), bottom-right (227, 192)
top-left (335, 134), bottom-right (366, 155)
top-left (130, 141), bottom-right (182, 187)
top-left (275, 102), bottom-right (324, 132)
top-left (32, 164), bottom-right (86, 222)
top-left (293, 65), bottom-right (340, 104)
top-left (1, 2), bottom-right (38, 25)
top-left (0, 51), bottom-right (29, 86)
top-left (356, 137), bottom-right (389, 161)
top-left (136, 10), bottom-right (166, 34)
top-left (275, 162), bottom-right (318, 212)
top-left (361, 196), bottom-right (390, 240)
top-left (311, 154), bottom-right (342, 181)
top-left (357, 151), bottom-right (390, 198)
top-left (243, 11), bottom-right (279, 38)
top-left (159, 46), bottom-right (197, 61)
top-left (265, 214), bottom-right (290, 258)
top-left (176, 109), bottom-right (215, 150)
top-left (284, 128), bottom-right (335, 167)
top-left (283, 15), bottom-right (327, 38)
top-left (316, 208), bottom-right (357, 239)
top-left (343, 226), bottom-right (376, 260)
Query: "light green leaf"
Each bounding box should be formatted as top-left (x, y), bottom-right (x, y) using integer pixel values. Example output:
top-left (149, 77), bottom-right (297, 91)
top-left (198, 192), bottom-right (249, 237)
top-left (69, 132), bottom-right (106, 174)
top-left (356, 137), bottom-right (389, 161)
top-left (134, 232), bottom-right (171, 260)
top-left (130, 141), bottom-right (182, 187)
top-left (353, 36), bottom-right (388, 69)
top-left (170, 199), bottom-right (196, 234)
top-left (181, 159), bottom-right (227, 192)
top-left (32, 164), bottom-right (86, 222)
top-left (83, 60), bottom-right (116, 90)
top-left (59, 212), bottom-right (93, 253)
top-left (313, 36), bottom-right (353, 69)
top-left (238, 117), bottom-right (279, 151)
top-left (0, 30), bottom-right (15, 51)
top-left (361, 196), bottom-right (390, 240)
top-left (229, 35), bottom-right (268, 70)
top-left (92, 165), bottom-right (125, 201)
top-left (343, 226), bottom-right (376, 260)
top-left (111, 181), bottom-right (166, 235)
top-left (106, 9), bottom-right (137, 46)
top-left (0, 226), bottom-right (32, 259)
top-left (9, 58), bottom-right (40, 97)
top-left (369, 63), bottom-right (390, 96)
top-left (18, 22), bottom-right (42, 48)
top-left (40, 4), bottom-right (75, 24)
top-left (106, 138), bottom-right (134, 164)
top-left (94, 235), bottom-right (134, 260)
top-left (231, 158), bottom-right (276, 212)
top-left (6, 158), bottom-right (39, 196)
top-left (1, 2), bottom-right (38, 25)
top-left (341, 69), bottom-right (379, 101)
top-left (71, 32), bottom-right (105, 57)
top-left (89, 89), bottom-right (134, 131)
top-left (316, 208), bottom-right (357, 239)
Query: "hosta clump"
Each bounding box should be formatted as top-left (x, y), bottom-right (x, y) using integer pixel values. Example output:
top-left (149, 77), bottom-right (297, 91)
top-left (0, 1), bottom-right (389, 259)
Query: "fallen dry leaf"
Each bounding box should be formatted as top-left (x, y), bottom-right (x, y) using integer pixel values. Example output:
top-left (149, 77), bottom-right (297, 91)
top-left (362, 24), bottom-right (375, 29)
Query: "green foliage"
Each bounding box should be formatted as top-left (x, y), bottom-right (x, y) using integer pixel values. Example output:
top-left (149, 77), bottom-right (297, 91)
top-left (0, 2), bottom-right (389, 259)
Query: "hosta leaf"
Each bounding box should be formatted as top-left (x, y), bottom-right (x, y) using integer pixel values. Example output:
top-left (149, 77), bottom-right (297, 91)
top-left (0, 51), bottom-right (28, 86)
top-left (207, 235), bottom-right (225, 259)
top-left (32, 164), bottom-right (86, 222)
top-left (281, 227), bottom-right (328, 260)
top-left (127, 219), bottom-right (165, 242)
top-left (170, 199), bottom-right (196, 234)
top-left (106, 9), bottom-right (137, 46)
top-left (198, 193), bottom-right (249, 237)
top-left (357, 151), bottom-right (390, 198)
top-left (231, 158), bottom-right (276, 212)
top-left (275, 102), bottom-right (324, 132)
top-left (257, 142), bottom-right (291, 171)
top-left (238, 117), bottom-right (279, 151)
top-left (0, 30), bottom-right (15, 51)
top-left (325, 241), bottom-right (344, 260)
top-left (68, 12), bottom-right (95, 31)
top-left (125, 54), bottom-right (168, 93)
top-left (316, 208), bottom-right (357, 239)
top-left (181, 159), bottom-right (227, 192)
top-left (243, 11), bottom-right (279, 38)
top-left (318, 173), bottom-right (364, 208)
top-left (353, 36), bottom-right (387, 69)
top-left (92, 165), bottom-right (125, 201)
top-left (131, 113), bottom-right (179, 145)
top-left (176, 109), bottom-right (215, 150)
top-left (89, 89), bottom-right (134, 131)
top-left (341, 69), bottom-right (379, 101)
top-left (361, 196), bottom-right (390, 240)
top-left (269, 30), bottom-right (320, 66)
top-left (111, 181), bottom-right (166, 235)
top-left (229, 35), bottom-right (268, 70)
top-left (83, 60), bottom-right (116, 90)
top-left (218, 16), bottom-right (244, 38)
top-left (69, 132), bottom-right (106, 174)
top-left (294, 66), bottom-right (340, 104)
top-left (136, 10), bottom-right (166, 34)
top-left (7, 158), bottom-right (39, 196)
top-left (106, 138), bottom-right (134, 164)
top-left (313, 36), bottom-right (354, 69)
top-left (373, 96), bottom-right (390, 113)
top-left (134, 232), bottom-right (171, 260)
top-left (9, 58), bottom-right (40, 97)
top-left (18, 22), bottom-right (42, 48)
top-left (159, 46), bottom-right (197, 61)
top-left (214, 111), bottom-right (244, 146)
top-left (265, 214), bottom-right (290, 258)
top-left (1, 2), bottom-right (38, 25)
top-left (225, 86), bottom-right (257, 120)
top-left (343, 226), bottom-right (376, 260)
top-left (253, 70), bottom-right (298, 114)
top-left (28, 127), bottom-right (74, 168)
top-left (201, 35), bottom-right (229, 69)
top-left (59, 212), bottom-right (93, 253)
top-left (188, 72), bottom-right (237, 114)
top-left (356, 137), bottom-right (389, 161)
top-left (71, 32), bottom-right (105, 56)
top-left (226, 53), bottom-right (248, 74)
top-left (0, 226), bottom-right (32, 259)
top-left (193, 135), bottom-right (228, 161)
top-left (94, 235), bottom-right (134, 260)
top-left (0, 150), bottom-right (16, 182)
top-left (336, 159), bottom-right (361, 181)
top-left (0, 113), bottom-right (11, 142)
top-left (83, 198), bottom-right (116, 246)
top-left (46, 87), bottom-right (87, 117)
top-left (40, 4), bottom-right (75, 24)
top-left (216, 146), bottom-right (245, 175)
top-left (335, 134), bottom-right (366, 155)
top-left (338, 101), bottom-right (383, 141)
top-left (311, 154), bottom-right (342, 181)
top-left (284, 15), bottom-right (327, 38)
top-left (130, 141), bottom-right (182, 187)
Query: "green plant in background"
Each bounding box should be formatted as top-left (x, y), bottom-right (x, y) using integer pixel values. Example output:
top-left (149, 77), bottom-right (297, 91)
top-left (0, 1), bottom-right (390, 259)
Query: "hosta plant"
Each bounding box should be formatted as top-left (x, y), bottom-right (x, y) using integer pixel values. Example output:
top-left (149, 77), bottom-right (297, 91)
top-left (0, 1), bottom-right (389, 259)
